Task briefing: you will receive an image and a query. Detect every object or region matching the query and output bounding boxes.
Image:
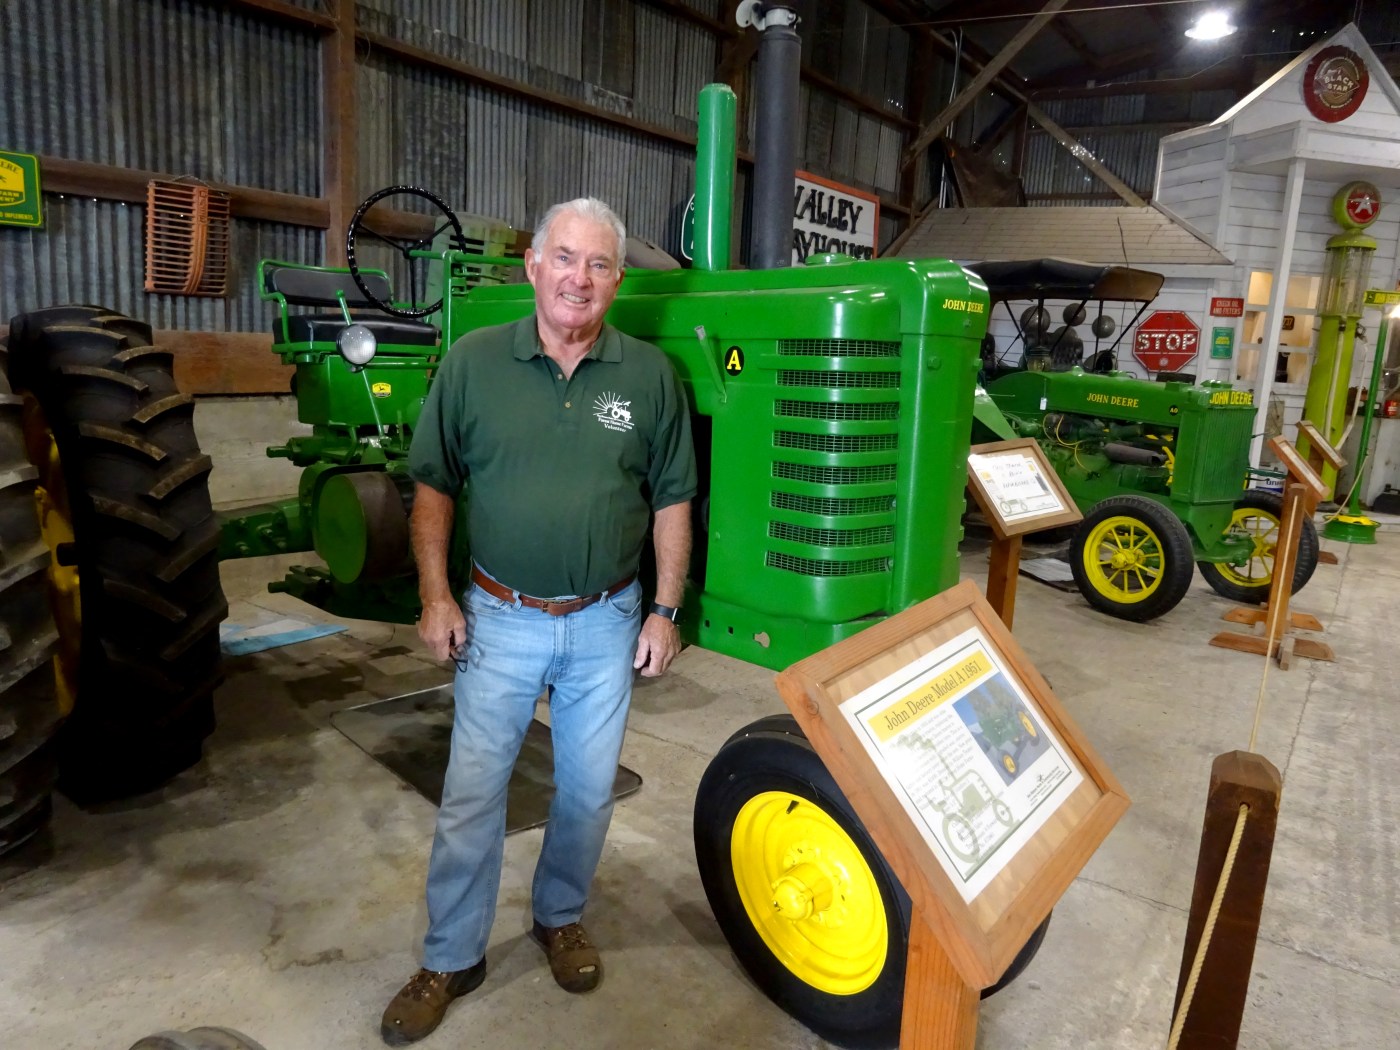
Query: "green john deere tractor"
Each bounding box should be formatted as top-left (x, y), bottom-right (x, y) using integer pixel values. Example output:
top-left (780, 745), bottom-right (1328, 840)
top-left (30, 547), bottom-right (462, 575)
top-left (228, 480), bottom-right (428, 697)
top-left (2, 84), bottom-right (1057, 1046)
top-left (969, 259), bottom-right (1319, 622)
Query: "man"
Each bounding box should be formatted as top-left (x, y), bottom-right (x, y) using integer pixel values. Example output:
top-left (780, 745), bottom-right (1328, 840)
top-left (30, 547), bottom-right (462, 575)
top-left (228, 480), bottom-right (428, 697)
top-left (381, 197), bottom-right (696, 1046)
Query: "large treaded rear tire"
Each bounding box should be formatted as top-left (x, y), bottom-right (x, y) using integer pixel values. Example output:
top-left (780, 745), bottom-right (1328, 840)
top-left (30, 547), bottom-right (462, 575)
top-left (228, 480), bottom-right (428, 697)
top-left (0, 357), bottom-right (62, 856)
top-left (6, 306), bottom-right (227, 804)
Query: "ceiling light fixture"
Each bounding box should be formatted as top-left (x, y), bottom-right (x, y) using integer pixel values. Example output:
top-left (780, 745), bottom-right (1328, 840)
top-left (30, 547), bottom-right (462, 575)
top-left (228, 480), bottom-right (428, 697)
top-left (1185, 10), bottom-right (1237, 40)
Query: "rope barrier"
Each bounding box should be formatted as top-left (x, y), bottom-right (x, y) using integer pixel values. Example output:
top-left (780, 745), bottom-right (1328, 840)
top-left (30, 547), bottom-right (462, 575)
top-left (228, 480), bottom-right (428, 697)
top-left (1246, 490), bottom-right (1301, 752)
top-left (1165, 802), bottom-right (1251, 1050)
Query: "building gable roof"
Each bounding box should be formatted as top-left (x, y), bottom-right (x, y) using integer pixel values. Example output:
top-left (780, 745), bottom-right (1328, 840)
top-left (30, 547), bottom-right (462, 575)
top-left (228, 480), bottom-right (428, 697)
top-left (891, 204), bottom-right (1231, 268)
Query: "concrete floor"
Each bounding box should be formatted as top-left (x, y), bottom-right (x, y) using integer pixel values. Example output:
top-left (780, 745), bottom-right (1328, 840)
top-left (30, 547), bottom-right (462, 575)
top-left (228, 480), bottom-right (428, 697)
top-left (2, 522), bottom-right (1398, 1050)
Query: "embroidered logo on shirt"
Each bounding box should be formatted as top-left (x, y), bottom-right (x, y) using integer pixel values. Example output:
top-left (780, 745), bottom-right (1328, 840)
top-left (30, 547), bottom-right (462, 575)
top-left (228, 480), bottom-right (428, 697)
top-left (593, 392), bottom-right (635, 432)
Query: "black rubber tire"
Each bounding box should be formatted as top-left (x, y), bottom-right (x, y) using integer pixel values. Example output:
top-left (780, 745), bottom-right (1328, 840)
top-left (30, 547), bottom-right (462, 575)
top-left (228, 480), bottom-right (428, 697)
top-left (128, 1027), bottom-right (269, 1050)
top-left (1071, 495), bottom-right (1195, 622)
top-left (1197, 490), bottom-right (1320, 604)
top-left (694, 714), bottom-right (1048, 1048)
top-left (0, 356), bottom-right (62, 857)
top-left (6, 307), bottom-right (226, 804)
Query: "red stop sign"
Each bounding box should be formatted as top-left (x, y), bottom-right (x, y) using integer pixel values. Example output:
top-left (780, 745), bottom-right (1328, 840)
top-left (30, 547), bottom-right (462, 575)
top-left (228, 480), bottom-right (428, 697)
top-left (1133, 311), bottom-right (1200, 373)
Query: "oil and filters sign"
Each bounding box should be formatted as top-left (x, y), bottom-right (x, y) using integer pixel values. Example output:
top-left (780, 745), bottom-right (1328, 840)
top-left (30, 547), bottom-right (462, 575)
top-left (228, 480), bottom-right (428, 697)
top-left (792, 171), bottom-right (878, 264)
top-left (0, 150), bottom-right (43, 228)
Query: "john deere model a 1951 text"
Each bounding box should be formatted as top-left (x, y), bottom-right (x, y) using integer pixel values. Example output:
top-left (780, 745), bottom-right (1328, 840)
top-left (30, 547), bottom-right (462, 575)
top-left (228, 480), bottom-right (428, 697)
top-left (971, 259), bottom-right (1319, 622)
top-left (3, 84), bottom-right (1053, 1046)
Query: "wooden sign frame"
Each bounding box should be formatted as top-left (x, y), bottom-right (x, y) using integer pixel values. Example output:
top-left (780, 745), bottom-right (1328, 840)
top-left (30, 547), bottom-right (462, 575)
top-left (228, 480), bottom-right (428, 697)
top-left (966, 438), bottom-right (1081, 540)
top-left (1268, 436), bottom-right (1329, 504)
top-left (1296, 420), bottom-right (1347, 471)
top-left (775, 580), bottom-right (1129, 992)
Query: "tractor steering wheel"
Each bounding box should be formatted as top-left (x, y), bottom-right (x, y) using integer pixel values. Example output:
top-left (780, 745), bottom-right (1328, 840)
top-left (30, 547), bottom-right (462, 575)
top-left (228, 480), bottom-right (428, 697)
top-left (345, 185), bottom-right (466, 318)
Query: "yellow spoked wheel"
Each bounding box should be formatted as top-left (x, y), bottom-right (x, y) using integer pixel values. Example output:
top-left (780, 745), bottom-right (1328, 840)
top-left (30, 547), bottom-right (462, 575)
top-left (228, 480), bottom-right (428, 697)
top-left (695, 715), bottom-right (1053, 1048)
top-left (1071, 495), bottom-right (1193, 622)
top-left (731, 790), bottom-right (888, 996)
top-left (22, 396), bottom-right (79, 719)
top-left (1019, 711), bottom-right (1038, 739)
top-left (1197, 491), bottom-right (1319, 604)
top-left (1001, 753), bottom-right (1018, 775)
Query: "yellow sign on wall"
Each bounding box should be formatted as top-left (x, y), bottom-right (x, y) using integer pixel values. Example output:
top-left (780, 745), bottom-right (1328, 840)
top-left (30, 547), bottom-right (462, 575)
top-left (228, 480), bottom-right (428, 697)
top-left (0, 150), bottom-right (43, 228)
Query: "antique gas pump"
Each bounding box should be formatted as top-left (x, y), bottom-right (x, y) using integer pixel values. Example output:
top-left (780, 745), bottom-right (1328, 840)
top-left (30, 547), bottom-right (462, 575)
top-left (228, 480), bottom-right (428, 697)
top-left (1299, 181), bottom-right (1380, 492)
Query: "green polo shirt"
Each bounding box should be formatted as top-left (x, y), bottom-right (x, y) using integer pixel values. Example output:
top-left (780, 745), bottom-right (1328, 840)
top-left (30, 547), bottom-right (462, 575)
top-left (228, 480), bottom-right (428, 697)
top-left (409, 314), bottom-right (697, 598)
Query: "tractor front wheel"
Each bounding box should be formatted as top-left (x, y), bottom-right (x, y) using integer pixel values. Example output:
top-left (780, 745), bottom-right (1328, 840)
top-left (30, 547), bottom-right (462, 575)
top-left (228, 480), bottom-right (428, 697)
top-left (1197, 491), bottom-right (1319, 604)
top-left (6, 307), bottom-right (226, 804)
top-left (1071, 495), bottom-right (1194, 622)
top-left (694, 714), bottom-right (1048, 1048)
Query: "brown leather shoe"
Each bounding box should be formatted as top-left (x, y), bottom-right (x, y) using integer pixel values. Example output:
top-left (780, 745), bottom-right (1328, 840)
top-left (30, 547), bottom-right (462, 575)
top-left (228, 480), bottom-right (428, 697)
top-left (380, 960), bottom-right (486, 1046)
top-left (529, 920), bottom-right (602, 993)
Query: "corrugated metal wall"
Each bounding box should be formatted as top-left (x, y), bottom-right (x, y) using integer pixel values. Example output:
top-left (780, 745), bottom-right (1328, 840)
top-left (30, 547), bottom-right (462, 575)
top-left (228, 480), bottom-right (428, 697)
top-left (1019, 88), bottom-right (1238, 206)
top-left (0, 0), bottom-right (995, 330)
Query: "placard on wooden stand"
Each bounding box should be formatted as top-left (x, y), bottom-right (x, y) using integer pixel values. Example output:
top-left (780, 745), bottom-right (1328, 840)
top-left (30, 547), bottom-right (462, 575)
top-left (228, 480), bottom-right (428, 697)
top-left (1295, 420), bottom-right (1344, 565)
top-left (966, 439), bottom-right (1082, 628)
top-left (776, 581), bottom-right (1129, 1049)
top-left (1211, 437), bottom-right (1334, 667)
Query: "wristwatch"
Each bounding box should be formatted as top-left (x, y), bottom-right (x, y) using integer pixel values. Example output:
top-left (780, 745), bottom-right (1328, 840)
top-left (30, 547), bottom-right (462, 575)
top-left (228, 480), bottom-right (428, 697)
top-left (649, 602), bottom-right (682, 624)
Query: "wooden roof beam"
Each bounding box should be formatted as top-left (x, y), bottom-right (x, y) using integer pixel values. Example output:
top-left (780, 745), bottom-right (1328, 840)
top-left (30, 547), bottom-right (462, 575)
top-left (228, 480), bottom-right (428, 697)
top-left (902, 0), bottom-right (1067, 164)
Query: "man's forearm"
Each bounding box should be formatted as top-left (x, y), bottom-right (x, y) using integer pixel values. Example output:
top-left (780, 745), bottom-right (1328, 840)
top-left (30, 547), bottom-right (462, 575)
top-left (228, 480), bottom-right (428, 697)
top-left (651, 500), bottom-right (692, 608)
top-left (411, 482), bottom-right (457, 605)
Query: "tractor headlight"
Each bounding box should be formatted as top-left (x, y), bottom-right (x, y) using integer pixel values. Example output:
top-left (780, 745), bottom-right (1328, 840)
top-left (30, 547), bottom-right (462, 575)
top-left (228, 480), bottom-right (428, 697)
top-left (338, 324), bottom-right (378, 367)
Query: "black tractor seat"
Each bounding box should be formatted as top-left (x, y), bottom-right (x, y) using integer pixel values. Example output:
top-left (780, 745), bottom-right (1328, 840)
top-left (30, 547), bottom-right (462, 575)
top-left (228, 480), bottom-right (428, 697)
top-left (280, 313), bottom-right (438, 347)
top-left (262, 261), bottom-right (439, 348)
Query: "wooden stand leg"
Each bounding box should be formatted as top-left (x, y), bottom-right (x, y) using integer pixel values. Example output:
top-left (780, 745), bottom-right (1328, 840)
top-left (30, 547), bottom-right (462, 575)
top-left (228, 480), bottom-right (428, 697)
top-left (985, 534), bottom-right (1022, 630)
top-left (1210, 483), bottom-right (1332, 665)
top-left (901, 910), bottom-right (979, 1050)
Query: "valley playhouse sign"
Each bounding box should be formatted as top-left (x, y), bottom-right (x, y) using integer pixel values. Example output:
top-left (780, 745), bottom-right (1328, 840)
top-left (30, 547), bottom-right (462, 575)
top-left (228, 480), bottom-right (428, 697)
top-left (792, 172), bottom-right (879, 264)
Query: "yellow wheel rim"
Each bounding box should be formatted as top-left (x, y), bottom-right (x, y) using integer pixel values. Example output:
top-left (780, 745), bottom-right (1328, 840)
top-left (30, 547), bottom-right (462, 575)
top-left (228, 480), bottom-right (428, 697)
top-left (1214, 506), bottom-right (1279, 588)
top-left (731, 790), bottom-right (888, 995)
top-left (1001, 754), bottom-right (1017, 775)
top-left (22, 396), bottom-right (80, 717)
top-left (1081, 514), bottom-right (1165, 604)
top-left (1019, 711), bottom-right (1037, 739)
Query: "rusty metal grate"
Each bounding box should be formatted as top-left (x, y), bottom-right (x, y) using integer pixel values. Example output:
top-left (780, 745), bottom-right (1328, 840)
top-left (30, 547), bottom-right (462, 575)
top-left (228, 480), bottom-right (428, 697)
top-left (144, 180), bottom-right (231, 296)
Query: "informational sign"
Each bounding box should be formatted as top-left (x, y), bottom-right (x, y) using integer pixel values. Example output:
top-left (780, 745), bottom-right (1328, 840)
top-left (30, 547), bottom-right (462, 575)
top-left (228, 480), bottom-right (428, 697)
top-left (841, 627), bottom-right (1083, 902)
top-left (791, 171), bottom-right (879, 264)
top-left (968, 449), bottom-right (1064, 524)
top-left (1133, 310), bottom-right (1200, 373)
top-left (1363, 289), bottom-right (1400, 306)
top-left (1303, 45), bottom-right (1369, 124)
top-left (1210, 297), bottom-right (1244, 317)
top-left (775, 580), bottom-right (1130, 989)
top-left (1211, 326), bottom-right (1235, 359)
top-left (0, 150), bottom-right (43, 228)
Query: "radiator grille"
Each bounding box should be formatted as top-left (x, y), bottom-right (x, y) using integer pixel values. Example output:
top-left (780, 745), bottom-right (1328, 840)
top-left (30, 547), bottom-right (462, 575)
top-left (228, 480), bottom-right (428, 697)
top-left (774, 400), bottom-right (899, 421)
top-left (769, 522), bottom-right (894, 546)
top-left (779, 370), bottom-right (900, 388)
top-left (1186, 408), bottom-right (1255, 502)
top-left (766, 552), bottom-right (890, 576)
top-left (772, 493), bottom-right (893, 516)
top-left (773, 462), bottom-right (898, 485)
top-left (774, 431), bottom-right (898, 454)
top-left (778, 339), bottom-right (901, 358)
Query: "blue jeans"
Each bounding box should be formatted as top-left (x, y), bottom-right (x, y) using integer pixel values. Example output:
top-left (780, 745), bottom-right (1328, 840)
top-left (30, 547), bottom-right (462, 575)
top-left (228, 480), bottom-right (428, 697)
top-left (421, 577), bottom-right (643, 972)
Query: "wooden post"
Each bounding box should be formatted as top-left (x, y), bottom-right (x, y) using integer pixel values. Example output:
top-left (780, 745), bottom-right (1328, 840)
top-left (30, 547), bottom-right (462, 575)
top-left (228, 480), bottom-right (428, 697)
top-left (322, 0), bottom-right (358, 265)
top-left (1295, 419), bottom-right (1343, 564)
top-left (1210, 483), bottom-right (1334, 664)
top-left (901, 911), bottom-right (979, 1050)
top-left (1171, 751), bottom-right (1282, 1049)
top-left (984, 533), bottom-right (1023, 629)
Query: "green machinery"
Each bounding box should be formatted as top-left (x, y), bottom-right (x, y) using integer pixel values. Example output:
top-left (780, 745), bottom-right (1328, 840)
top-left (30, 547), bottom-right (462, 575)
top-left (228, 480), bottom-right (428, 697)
top-left (3, 83), bottom-right (1053, 1046)
top-left (973, 260), bottom-right (1319, 622)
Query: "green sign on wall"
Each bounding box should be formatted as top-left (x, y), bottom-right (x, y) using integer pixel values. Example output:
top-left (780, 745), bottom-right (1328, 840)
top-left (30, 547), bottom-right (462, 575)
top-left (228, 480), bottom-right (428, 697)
top-left (1211, 326), bottom-right (1234, 359)
top-left (0, 150), bottom-right (43, 228)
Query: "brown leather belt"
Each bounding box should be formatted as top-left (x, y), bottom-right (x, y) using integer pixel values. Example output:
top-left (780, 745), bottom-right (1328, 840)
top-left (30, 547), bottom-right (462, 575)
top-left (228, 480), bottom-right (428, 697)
top-left (470, 566), bottom-right (636, 617)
